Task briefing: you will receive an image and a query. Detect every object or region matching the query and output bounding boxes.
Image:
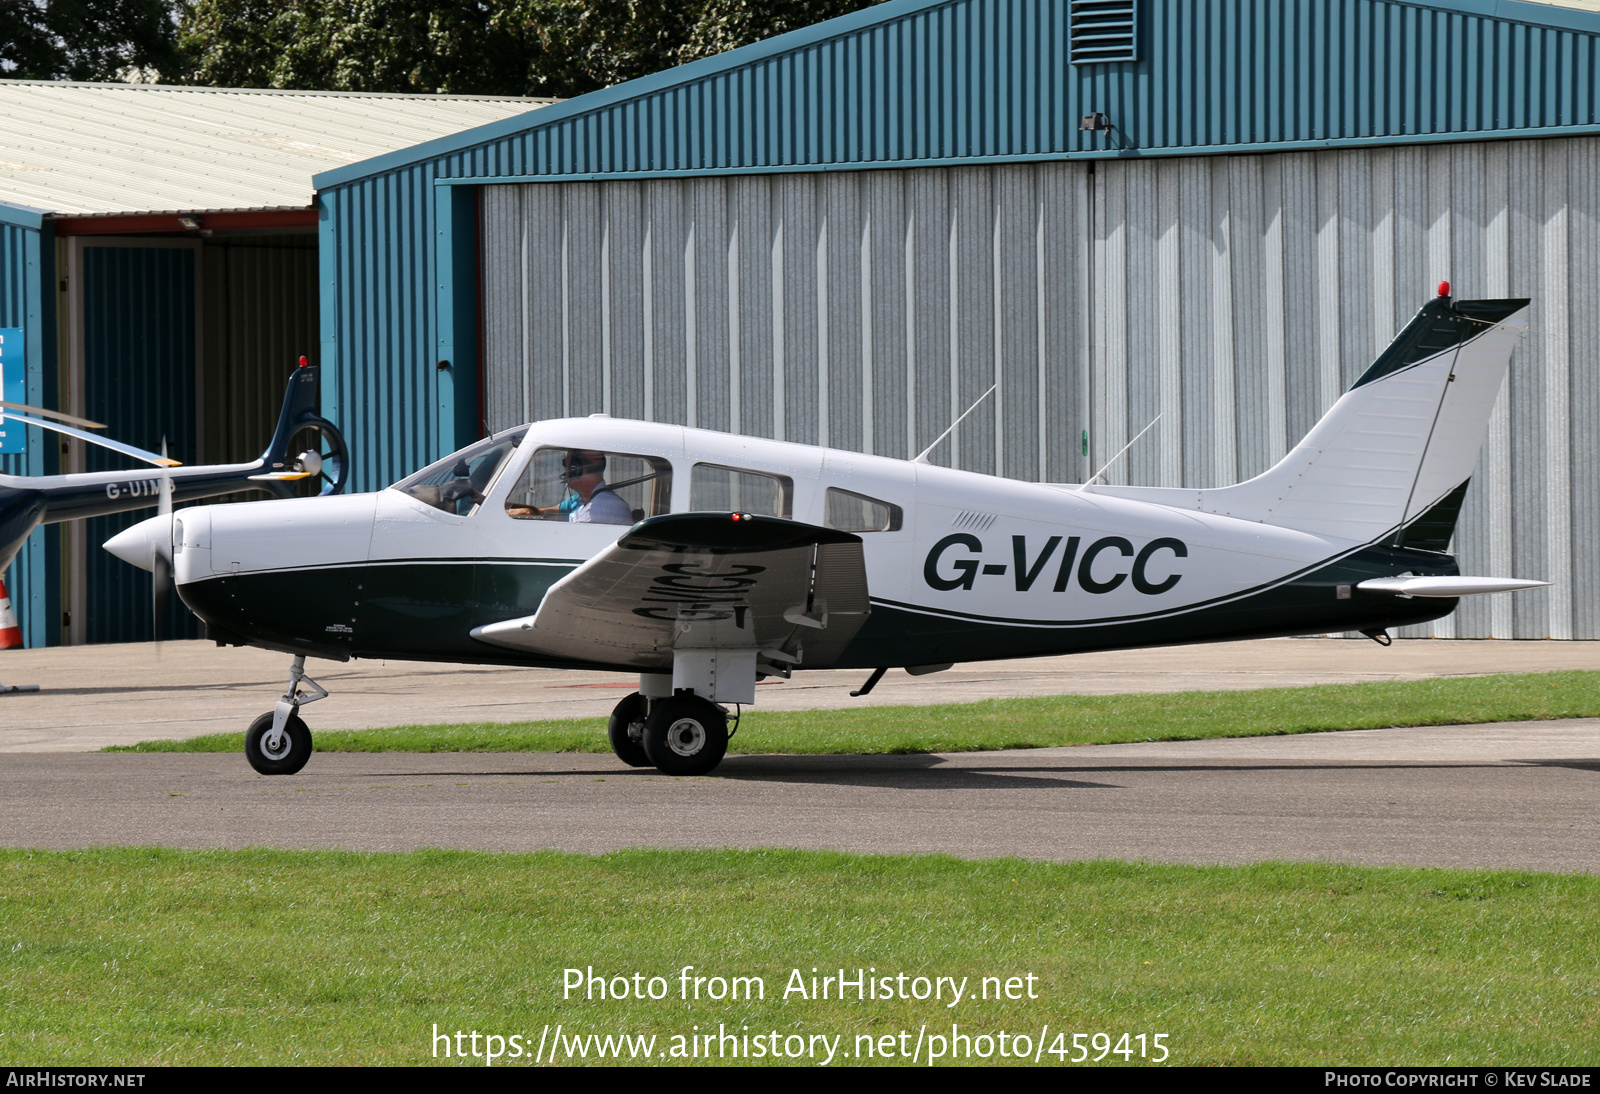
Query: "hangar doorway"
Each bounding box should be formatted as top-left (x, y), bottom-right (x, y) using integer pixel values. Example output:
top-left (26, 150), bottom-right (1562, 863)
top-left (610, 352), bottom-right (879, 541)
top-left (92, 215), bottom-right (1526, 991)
top-left (62, 229), bottom-right (318, 645)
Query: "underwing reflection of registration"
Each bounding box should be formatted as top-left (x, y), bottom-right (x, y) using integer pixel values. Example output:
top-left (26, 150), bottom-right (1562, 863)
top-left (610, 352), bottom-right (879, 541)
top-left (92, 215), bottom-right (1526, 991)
top-left (105, 289), bottom-right (1549, 778)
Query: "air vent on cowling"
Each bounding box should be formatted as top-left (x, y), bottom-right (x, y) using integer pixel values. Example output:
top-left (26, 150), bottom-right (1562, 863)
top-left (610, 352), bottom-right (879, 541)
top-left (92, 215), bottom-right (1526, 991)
top-left (1070, 0), bottom-right (1138, 65)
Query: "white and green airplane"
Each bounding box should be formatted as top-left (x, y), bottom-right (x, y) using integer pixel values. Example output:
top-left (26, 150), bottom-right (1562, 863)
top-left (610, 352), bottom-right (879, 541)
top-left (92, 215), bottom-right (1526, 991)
top-left (106, 287), bottom-right (1547, 779)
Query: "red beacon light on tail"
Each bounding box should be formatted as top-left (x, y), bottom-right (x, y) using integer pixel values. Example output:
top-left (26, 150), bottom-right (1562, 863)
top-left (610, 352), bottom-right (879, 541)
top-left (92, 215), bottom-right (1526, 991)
top-left (298, 355), bottom-right (309, 369)
top-left (1437, 280), bottom-right (1451, 298)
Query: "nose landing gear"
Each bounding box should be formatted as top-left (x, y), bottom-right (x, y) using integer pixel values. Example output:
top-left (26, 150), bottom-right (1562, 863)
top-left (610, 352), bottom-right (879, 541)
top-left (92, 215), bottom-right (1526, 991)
top-left (244, 655), bottom-right (326, 775)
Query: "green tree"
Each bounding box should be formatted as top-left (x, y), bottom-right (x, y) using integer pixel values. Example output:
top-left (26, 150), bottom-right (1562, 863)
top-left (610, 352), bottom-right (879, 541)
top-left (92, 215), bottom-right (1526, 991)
top-left (1, 0), bottom-right (182, 82)
top-left (178, 0), bottom-right (528, 94)
top-left (176, 0), bottom-right (889, 98)
top-left (680, 0), bottom-right (882, 64)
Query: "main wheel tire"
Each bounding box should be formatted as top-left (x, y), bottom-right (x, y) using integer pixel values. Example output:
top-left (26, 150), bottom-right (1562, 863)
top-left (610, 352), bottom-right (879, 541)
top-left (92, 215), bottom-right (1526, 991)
top-left (244, 711), bottom-right (313, 775)
top-left (607, 693), bottom-right (651, 767)
top-left (642, 696), bottom-right (729, 776)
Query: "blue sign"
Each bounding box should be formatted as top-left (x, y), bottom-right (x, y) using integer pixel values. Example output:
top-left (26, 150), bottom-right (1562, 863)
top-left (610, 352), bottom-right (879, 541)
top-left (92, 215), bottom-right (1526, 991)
top-left (0, 328), bottom-right (22, 455)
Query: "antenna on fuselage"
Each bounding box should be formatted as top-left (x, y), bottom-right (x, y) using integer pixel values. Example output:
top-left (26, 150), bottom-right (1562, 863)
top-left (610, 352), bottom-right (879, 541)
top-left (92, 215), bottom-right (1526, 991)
top-left (1077, 413), bottom-right (1162, 492)
top-left (912, 385), bottom-right (997, 464)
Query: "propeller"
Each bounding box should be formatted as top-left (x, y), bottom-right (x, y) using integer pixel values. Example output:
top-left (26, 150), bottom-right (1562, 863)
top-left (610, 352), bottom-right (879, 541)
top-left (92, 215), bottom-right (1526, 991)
top-left (151, 439), bottom-right (173, 647)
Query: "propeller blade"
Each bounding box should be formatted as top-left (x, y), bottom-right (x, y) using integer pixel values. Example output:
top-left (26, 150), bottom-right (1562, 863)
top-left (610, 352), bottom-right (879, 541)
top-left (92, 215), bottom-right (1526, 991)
top-left (158, 439), bottom-right (172, 518)
top-left (152, 439), bottom-right (172, 646)
top-left (0, 411), bottom-right (180, 467)
top-left (151, 548), bottom-right (171, 645)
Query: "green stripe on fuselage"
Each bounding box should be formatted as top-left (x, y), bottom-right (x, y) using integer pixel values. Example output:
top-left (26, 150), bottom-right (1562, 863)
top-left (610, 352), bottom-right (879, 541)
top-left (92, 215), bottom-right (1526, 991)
top-left (181, 543), bottom-right (1458, 671)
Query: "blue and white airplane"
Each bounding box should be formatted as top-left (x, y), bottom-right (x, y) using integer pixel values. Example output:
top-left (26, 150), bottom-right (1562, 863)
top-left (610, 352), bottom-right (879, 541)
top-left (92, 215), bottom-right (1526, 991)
top-left (106, 287), bottom-right (1547, 778)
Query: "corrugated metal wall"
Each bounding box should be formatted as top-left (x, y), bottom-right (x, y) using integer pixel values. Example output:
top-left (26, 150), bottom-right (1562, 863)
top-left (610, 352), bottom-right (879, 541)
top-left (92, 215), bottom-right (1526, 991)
top-left (323, 0), bottom-right (1600, 191)
top-left (320, 168), bottom-right (447, 491)
top-left (320, 0), bottom-right (1600, 494)
top-left (482, 135), bottom-right (1596, 639)
top-left (80, 245), bottom-right (198, 644)
top-left (0, 220), bottom-right (52, 647)
top-left (482, 165), bottom-right (1091, 480)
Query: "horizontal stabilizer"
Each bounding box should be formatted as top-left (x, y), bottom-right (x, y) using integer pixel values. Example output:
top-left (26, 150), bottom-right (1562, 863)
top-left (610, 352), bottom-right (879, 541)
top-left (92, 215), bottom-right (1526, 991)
top-left (1356, 576), bottom-right (1550, 598)
top-left (471, 513), bottom-right (871, 670)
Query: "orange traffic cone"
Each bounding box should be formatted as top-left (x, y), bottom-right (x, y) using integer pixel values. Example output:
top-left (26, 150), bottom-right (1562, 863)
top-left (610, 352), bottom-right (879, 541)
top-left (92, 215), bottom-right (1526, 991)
top-left (0, 578), bottom-right (22, 650)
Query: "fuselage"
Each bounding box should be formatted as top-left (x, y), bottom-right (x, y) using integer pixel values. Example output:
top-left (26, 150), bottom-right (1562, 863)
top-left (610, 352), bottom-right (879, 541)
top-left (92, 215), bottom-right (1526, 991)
top-left (130, 416), bottom-right (1456, 670)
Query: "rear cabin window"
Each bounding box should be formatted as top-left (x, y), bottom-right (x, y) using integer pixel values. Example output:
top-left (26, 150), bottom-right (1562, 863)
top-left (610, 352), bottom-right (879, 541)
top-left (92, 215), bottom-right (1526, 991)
top-left (504, 447), bottom-right (671, 526)
top-left (824, 487), bottom-right (903, 532)
top-left (689, 464), bottom-right (793, 518)
top-left (393, 429), bottom-right (525, 516)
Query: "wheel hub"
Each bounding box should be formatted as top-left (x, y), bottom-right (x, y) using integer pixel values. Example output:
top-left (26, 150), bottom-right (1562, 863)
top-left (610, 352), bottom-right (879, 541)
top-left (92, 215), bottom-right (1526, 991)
top-left (260, 732), bottom-right (291, 760)
top-left (666, 717), bottom-right (707, 757)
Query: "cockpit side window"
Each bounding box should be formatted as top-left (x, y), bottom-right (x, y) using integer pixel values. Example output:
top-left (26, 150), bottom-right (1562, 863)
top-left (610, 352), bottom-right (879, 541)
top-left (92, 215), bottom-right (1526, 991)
top-left (504, 447), bottom-right (672, 525)
top-left (393, 429), bottom-right (526, 516)
top-left (824, 487), bottom-right (903, 532)
top-left (689, 464), bottom-right (793, 518)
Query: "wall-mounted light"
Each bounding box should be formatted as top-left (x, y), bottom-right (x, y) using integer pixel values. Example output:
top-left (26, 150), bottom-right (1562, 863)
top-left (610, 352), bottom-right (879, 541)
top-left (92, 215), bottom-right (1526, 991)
top-left (1079, 113), bottom-right (1111, 132)
top-left (178, 215), bottom-right (201, 230)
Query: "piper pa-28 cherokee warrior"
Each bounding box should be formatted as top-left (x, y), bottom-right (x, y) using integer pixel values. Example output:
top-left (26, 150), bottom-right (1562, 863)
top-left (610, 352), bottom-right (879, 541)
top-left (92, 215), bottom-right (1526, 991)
top-left (107, 285), bottom-right (1547, 778)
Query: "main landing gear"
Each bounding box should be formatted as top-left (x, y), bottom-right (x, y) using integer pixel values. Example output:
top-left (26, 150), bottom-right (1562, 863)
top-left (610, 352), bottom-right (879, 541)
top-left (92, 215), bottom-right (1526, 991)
top-left (607, 689), bottom-right (731, 777)
top-left (244, 655), bottom-right (326, 775)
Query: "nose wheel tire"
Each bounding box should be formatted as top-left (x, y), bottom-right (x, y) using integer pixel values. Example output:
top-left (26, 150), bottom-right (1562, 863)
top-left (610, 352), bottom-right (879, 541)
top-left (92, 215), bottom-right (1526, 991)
top-left (244, 711), bottom-right (313, 775)
top-left (607, 693), bottom-right (651, 767)
top-left (642, 696), bottom-right (729, 776)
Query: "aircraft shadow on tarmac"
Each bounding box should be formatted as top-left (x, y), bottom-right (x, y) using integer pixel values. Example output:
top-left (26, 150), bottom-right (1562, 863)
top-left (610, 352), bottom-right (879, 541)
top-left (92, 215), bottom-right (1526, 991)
top-left (703, 756), bottom-right (1547, 789)
top-left (348, 754), bottom-right (1572, 791)
top-left (712, 754), bottom-right (1119, 790)
top-left (1512, 759), bottom-right (1600, 772)
top-left (353, 754), bottom-right (1120, 790)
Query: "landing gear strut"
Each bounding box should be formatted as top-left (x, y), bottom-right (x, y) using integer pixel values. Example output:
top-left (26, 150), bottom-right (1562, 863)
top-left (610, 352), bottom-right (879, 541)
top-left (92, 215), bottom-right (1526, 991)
top-left (244, 655), bottom-right (325, 775)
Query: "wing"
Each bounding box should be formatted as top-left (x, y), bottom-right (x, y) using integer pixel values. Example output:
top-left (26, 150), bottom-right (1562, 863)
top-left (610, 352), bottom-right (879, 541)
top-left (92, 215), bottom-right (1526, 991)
top-left (470, 513), bottom-right (870, 671)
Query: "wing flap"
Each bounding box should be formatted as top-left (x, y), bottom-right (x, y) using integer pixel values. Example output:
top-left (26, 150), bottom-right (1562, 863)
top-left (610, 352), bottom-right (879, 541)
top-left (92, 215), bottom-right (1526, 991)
top-left (471, 514), bottom-right (870, 670)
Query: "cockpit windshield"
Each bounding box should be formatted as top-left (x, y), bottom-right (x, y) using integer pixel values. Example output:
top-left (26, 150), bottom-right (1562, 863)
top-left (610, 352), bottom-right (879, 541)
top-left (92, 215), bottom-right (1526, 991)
top-left (393, 428), bottom-right (527, 516)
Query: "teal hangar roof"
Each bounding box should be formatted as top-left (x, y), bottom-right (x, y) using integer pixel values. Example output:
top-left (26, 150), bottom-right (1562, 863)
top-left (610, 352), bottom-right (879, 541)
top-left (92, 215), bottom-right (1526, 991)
top-left (315, 0), bottom-right (1600, 189)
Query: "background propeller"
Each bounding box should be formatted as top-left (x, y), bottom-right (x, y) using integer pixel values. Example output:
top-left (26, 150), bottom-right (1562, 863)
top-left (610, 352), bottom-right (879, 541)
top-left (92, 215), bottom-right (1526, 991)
top-left (150, 439), bottom-right (174, 646)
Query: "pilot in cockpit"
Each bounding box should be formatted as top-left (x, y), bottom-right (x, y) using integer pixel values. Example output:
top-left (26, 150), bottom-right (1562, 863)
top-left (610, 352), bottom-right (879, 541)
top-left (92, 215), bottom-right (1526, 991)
top-left (507, 449), bottom-right (635, 525)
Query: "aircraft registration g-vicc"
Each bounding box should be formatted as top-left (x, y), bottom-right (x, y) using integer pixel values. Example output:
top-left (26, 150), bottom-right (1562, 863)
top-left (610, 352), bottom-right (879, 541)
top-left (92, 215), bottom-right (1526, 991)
top-left (106, 286), bottom-right (1547, 778)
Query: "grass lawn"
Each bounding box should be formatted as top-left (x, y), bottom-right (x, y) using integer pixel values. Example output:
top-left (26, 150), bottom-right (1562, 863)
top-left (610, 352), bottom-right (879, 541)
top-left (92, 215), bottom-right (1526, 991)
top-left (2, 848), bottom-right (1597, 1066)
top-left (108, 670), bottom-right (1600, 756)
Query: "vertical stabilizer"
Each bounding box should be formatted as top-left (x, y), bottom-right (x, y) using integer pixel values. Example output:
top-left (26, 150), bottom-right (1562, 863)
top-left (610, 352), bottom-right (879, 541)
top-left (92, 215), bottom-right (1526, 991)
top-left (1097, 294), bottom-right (1528, 545)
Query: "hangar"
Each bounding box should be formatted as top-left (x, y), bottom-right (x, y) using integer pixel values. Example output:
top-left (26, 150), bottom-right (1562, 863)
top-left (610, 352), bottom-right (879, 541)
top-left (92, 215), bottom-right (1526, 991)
top-left (312, 0), bottom-right (1600, 642)
top-left (0, 82), bottom-right (547, 644)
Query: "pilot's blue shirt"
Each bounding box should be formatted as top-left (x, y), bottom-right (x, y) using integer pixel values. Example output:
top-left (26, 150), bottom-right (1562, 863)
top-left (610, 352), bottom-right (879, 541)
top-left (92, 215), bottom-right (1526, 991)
top-left (569, 486), bottom-right (634, 525)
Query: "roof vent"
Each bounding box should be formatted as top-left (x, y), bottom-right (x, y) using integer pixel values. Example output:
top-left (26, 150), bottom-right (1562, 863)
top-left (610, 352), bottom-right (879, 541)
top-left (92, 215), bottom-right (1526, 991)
top-left (1070, 0), bottom-right (1138, 65)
